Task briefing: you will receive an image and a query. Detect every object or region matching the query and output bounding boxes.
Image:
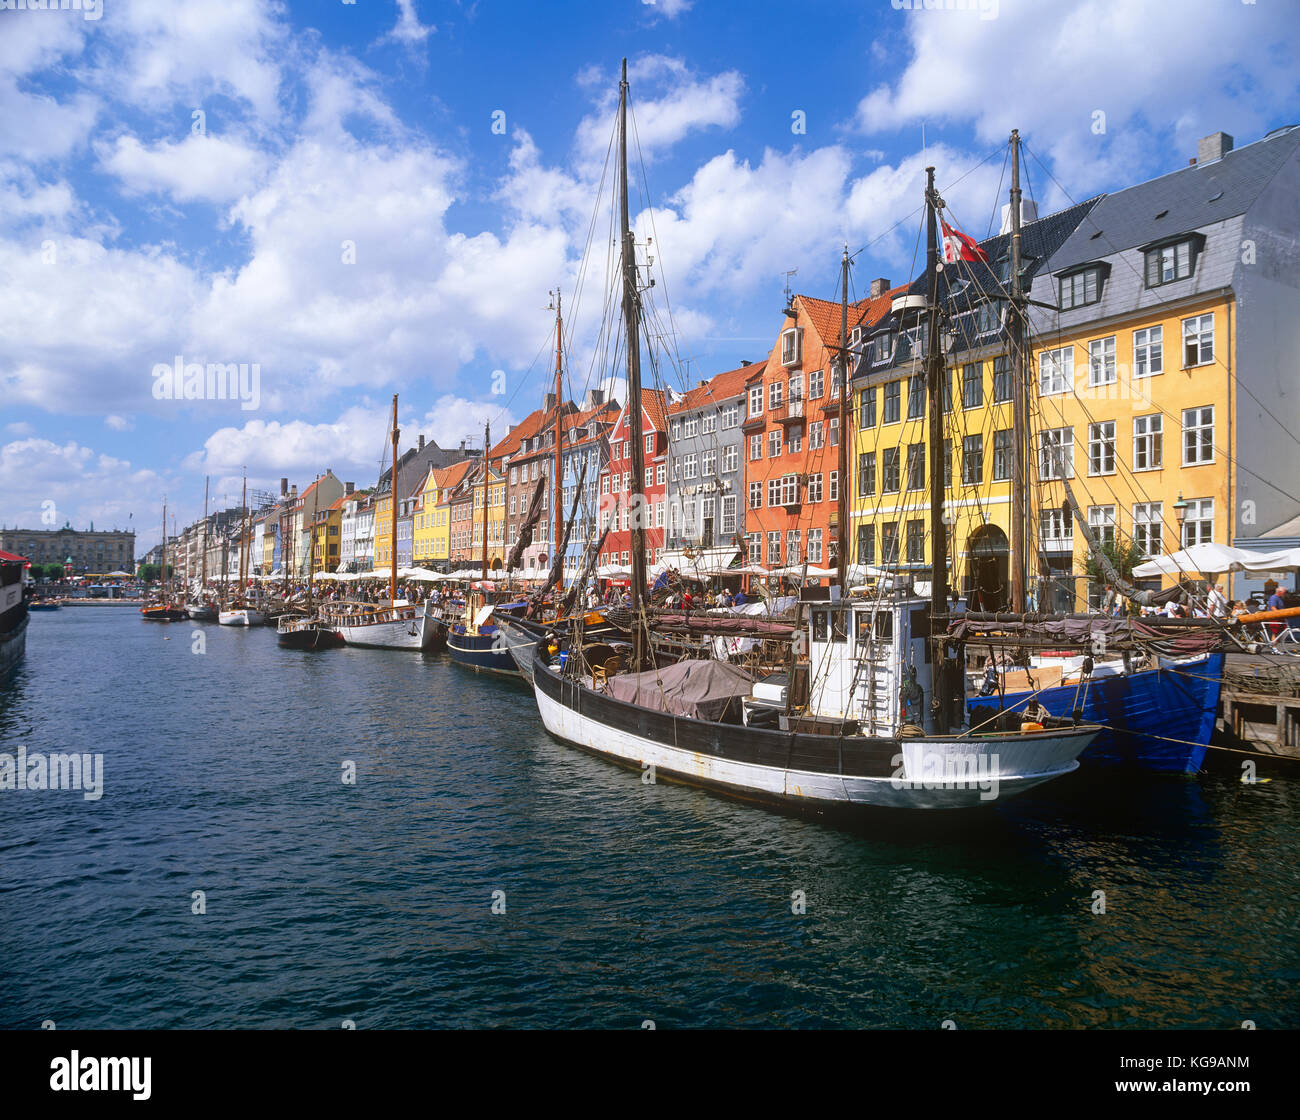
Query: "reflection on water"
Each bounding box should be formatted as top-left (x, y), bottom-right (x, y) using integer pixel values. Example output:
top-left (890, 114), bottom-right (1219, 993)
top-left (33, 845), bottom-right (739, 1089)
top-left (0, 610), bottom-right (1296, 1029)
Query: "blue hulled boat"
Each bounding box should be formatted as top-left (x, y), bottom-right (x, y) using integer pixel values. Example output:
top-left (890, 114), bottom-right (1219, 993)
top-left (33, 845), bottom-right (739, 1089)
top-left (445, 598), bottom-right (527, 675)
top-left (969, 652), bottom-right (1224, 773)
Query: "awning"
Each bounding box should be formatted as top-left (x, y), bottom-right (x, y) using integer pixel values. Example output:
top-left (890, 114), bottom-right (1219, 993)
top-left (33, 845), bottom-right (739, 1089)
top-left (656, 546), bottom-right (741, 576)
top-left (1133, 542), bottom-right (1300, 578)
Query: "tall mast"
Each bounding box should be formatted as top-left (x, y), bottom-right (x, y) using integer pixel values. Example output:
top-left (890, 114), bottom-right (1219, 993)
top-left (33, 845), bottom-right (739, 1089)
top-left (836, 246), bottom-right (850, 590)
top-left (619, 57), bottom-right (648, 665)
top-left (1008, 128), bottom-right (1029, 613)
top-left (553, 290), bottom-right (565, 585)
top-left (307, 473), bottom-right (319, 605)
top-left (925, 166), bottom-right (950, 733)
top-left (238, 473), bottom-right (248, 602)
top-left (390, 394), bottom-right (399, 605)
top-left (160, 499), bottom-right (167, 602)
top-left (481, 420), bottom-right (491, 582)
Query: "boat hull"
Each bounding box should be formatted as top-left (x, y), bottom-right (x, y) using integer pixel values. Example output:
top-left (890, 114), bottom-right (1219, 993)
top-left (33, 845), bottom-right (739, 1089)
top-left (532, 644), bottom-right (1093, 810)
top-left (0, 613), bottom-right (28, 678)
top-left (970, 652), bottom-right (1223, 773)
top-left (186, 603), bottom-right (217, 621)
top-left (28, 603), bottom-right (60, 612)
top-left (496, 616), bottom-right (546, 683)
top-left (141, 606), bottom-right (187, 622)
top-left (447, 626), bottom-right (518, 674)
top-left (277, 626), bottom-right (344, 650)
top-left (218, 609), bottom-right (265, 626)
top-left (336, 605), bottom-right (439, 650)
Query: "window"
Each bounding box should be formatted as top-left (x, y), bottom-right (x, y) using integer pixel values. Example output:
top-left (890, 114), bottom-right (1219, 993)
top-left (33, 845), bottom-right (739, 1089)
top-left (992, 355), bottom-right (1011, 402)
top-left (976, 302), bottom-right (1000, 334)
top-left (943, 438), bottom-right (952, 488)
top-left (721, 495), bottom-right (737, 536)
top-left (1059, 267), bottom-right (1101, 309)
top-left (1183, 314), bottom-right (1214, 367)
top-left (787, 530), bottom-right (802, 565)
top-left (720, 404), bottom-right (738, 429)
top-left (645, 433), bottom-right (656, 453)
top-left (623, 442), bottom-right (630, 459)
top-left (767, 531), bottom-right (782, 565)
top-left (683, 415), bottom-right (699, 439)
top-left (780, 475), bottom-right (799, 506)
top-left (1040, 509), bottom-right (1073, 550)
top-left (781, 328), bottom-right (802, 367)
top-left (808, 528), bottom-right (823, 564)
top-left (829, 471), bottom-right (839, 501)
top-left (1134, 326), bottom-right (1163, 378)
top-left (721, 445), bottom-right (738, 473)
top-left (1088, 336), bottom-right (1116, 386)
top-left (809, 369), bottom-right (824, 399)
top-left (858, 451), bottom-right (876, 496)
top-left (881, 522), bottom-right (899, 564)
top-left (961, 363), bottom-right (982, 409)
top-left (749, 481), bottom-right (762, 509)
top-left (856, 524), bottom-right (874, 565)
top-left (787, 428), bottom-right (802, 454)
top-left (788, 372), bottom-right (803, 402)
top-left (992, 429), bottom-right (1012, 481)
top-left (907, 443), bottom-right (925, 491)
top-left (1181, 498), bottom-right (1214, 547)
top-left (767, 478), bottom-right (781, 507)
top-left (809, 421), bottom-right (823, 449)
top-left (702, 448), bottom-right (717, 476)
top-left (882, 448), bottom-right (900, 493)
top-left (1133, 414), bottom-right (1163, 471)
top-left (645, 467), bottom-right (654, 488)
top-left (907, 373), bottom-right (925, 419)
top-left (682, 455), bottom-right (698, 480)
top-left (768, 430), bottom-right (782, 458)
top-left (1038, 427), bottom-right (1074, 479)
top-left (656, 463), bottom-right (666, 485)
top-left (1039, 347), bottom-right (1072, 395)
top-left (828, 416), bottom-right (839, 447)
top-left (622, 471), bottom-right (630, 491)
top-left (859, 387), bottom-right (876, 428)
top-left (1088, 421), bottom-right (1116, 475)
top-left (906, 519), bottom-right (925, 563)
top-left (670, 420), bottom-right (681, 441)
top-left (746, 533), bottom-right (761, 564)
top-left (882, 380), bottom-right (901, 424)
top-left (748, 385), bottom-right (764, 417)
top-left (701, 413), bottom-right (717, 435)
top-left (1089, 505), bottom-right (1117, 547)
top-left (509, 466), bottom-right (518, 485)
top-left (962, 434), bottom-right (983, 485)
top-left (1182, 406), bottom-right (1214, 464)
top-left (1133, 502), bottom-right (1163, 556)
top-left (1145, 240), bottom-right (1194, 287)
top-left (749, 433), bottom-right (763, 460)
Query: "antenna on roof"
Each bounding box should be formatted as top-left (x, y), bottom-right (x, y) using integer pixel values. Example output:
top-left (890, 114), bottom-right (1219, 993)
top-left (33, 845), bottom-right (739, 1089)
top-left (782, 268), bottom-right (798, 317)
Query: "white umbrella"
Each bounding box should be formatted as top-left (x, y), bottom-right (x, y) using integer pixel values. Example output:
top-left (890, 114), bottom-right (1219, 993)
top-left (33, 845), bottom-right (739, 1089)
top-left (1132, 542), bottom-right (1300, 578)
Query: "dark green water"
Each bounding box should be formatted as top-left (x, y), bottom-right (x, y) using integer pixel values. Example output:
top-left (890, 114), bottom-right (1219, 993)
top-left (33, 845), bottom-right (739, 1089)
top-left (1, 609), bottom-right (1297, 1028)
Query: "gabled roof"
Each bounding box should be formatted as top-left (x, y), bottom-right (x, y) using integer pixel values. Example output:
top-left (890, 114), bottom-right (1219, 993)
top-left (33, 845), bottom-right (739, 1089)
top-left (668, 360), bottom-right (766, 413)
top-left (796, 292), bottom-right (899, 348)
top-left (611, 389), bottom-right (668, 437)
top-left (1046, 125), bottom-right (1300, 274)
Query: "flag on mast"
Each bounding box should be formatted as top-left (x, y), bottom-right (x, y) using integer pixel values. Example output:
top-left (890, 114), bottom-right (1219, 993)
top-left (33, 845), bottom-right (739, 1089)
top-left (941, 219), bottom-right (989, 263)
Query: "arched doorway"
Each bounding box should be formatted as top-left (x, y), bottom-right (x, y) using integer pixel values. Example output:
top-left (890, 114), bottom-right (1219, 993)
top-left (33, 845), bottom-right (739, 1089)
top-left (491, 558), bottom-right (502, 571)
top-left (965, 523), bottom-right (1009, 611)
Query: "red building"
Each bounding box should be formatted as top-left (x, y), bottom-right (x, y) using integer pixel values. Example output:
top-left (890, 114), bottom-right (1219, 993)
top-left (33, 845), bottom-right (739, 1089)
top-left (597, 389), bottom-right (668, 577)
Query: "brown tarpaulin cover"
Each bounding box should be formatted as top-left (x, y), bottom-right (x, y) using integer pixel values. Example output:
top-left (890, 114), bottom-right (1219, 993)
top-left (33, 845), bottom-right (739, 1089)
top-left (606, 659), bottom-right (753, 721)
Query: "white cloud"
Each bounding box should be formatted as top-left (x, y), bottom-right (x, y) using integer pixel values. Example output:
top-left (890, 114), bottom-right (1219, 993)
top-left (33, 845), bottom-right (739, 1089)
top-left (104, 414), bottom-right (134, 431)
top-left (575, 56), bottom-right (744, 164)
top-left (640, 0), bottom-right (693, 19)
top-left (385, 0), bottom-right (436, 45)
top-left (855, 0), bottom-right (1300, 195)
top-left (98, 132), bottom-right (269, 204)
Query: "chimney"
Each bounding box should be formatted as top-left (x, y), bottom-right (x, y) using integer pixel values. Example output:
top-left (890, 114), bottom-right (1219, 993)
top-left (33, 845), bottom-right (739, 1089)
top-left (1197, 131), bottom-right (1233, 164)
top-left (999, 199), bottom-right (1038, 234)
top-left (582, 388), bottom-right (605, 410)
top-left (697, 380), bottom-right (707, 389)
top-left (869, 277), bottom-right (890, 298)
top-left (545, 392), bottom-right (557, 411)
top-left (418, 434), bottom-right (425, 451)
top-left (345, 481), bottom-right (354, 495)
top-left (280, 477), bottom-right (288, 496)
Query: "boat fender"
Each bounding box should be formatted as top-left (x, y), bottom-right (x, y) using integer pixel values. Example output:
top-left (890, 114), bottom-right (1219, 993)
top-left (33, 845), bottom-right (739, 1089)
top-left (1020, 721), bottom-right (1043, 732)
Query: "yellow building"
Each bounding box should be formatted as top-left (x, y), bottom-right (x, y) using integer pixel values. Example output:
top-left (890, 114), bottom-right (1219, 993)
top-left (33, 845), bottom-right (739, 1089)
top-left (413, 461), bottom-right (472, 570)
top-left (311, 496), bottom-right (346, 575)
top-left (471, 464), bottom-right (506, 570)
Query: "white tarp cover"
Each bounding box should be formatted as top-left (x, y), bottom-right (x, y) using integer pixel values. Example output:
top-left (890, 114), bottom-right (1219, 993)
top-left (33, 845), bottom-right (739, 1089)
top-left (1133, 542), bottom-right (1300, 578)
top-left (606, 659), bottom-right (754, 721)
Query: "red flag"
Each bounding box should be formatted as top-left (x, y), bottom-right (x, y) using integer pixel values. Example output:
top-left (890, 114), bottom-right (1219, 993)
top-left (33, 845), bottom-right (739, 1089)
top-left (941, 219), bottom-right (989, 264)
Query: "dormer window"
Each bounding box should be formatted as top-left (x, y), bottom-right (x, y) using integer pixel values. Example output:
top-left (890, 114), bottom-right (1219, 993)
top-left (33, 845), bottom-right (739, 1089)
top-left (1059, 265), bottom-right (1106, 310)
top-left (872, 332), bottom-right (895, 364)
top-left (1143, 236), bottom-right (1202, 288)
top-left (781, 327), bottom-right (802, 367)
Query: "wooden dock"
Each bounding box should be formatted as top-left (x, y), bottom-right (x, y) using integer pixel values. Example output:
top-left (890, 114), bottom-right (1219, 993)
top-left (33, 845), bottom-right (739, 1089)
top-left (1207, 653), bottom-right (1300, 770)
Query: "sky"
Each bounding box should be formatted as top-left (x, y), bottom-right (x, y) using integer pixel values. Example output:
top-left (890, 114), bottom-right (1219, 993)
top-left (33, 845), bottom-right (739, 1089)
top-left (2, 0), bottom-right (1298, 552)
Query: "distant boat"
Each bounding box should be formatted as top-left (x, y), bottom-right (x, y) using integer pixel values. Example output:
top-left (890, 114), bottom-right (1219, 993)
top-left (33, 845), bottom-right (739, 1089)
top-left (218, 473), bottom-right (263, 626)
top-left (142, 499), bottom-right (186, 621)
top-left (277, 613), bottom-right (344, 649)
top-left (218, 607), bottom-right (265, 626)
top-left (28, 601), bottom-right (61, 612)
top-left (187, 476), bottom-right (218, 621)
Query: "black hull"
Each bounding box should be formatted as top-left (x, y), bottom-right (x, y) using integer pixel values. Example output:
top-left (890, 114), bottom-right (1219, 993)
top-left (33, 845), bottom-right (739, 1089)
top-left (141, 608), bottom-right (188, 622)
top-left (1, 613), bottom-right (28, 679)
top-left (277, 626), bottom-right (345, 650)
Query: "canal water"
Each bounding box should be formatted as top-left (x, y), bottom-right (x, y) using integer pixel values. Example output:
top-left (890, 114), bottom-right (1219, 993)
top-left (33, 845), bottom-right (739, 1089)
top-left (2, 608), bottom-right (1297, 1029)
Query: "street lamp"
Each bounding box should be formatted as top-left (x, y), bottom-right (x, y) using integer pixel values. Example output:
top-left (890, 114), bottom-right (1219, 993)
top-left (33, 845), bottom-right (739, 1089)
top-left (1172, 492), bottom-right (1190, 546)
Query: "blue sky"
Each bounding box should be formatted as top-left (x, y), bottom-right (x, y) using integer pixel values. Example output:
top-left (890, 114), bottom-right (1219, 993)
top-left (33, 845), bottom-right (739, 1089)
top-left (2, 0), bottom-right (1297, 551)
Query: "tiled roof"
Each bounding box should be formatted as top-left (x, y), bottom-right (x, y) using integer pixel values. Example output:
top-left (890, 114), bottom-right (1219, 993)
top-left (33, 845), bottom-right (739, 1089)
top-left (798, 288), bottom-right (906, 348)
top-left (668, 360), bottom-right (765, 413)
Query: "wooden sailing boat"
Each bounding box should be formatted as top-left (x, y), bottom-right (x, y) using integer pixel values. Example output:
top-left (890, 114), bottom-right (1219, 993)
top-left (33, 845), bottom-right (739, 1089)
top-left (141, 499), bottom-right (186, 621)
top-left (278, 473), bottom-right (345, 648)
top-left (335, 395), bottom-right (438, 649)
top-left (446, 420), bottom-right (522, 673)
top-left (186, 476), bottom-right (217, 620)
top-left (219, 473), bottom-right (265, 625)
top-left (528, 73), bottom-right (1100, 811)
